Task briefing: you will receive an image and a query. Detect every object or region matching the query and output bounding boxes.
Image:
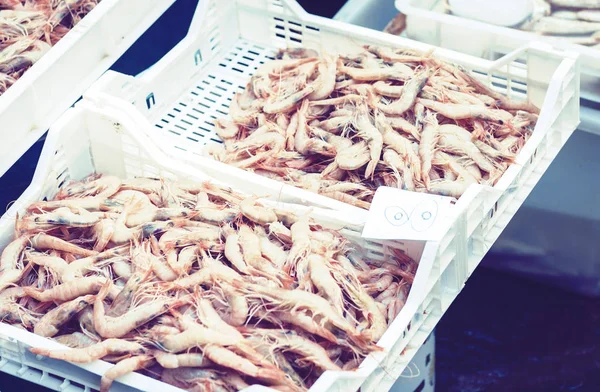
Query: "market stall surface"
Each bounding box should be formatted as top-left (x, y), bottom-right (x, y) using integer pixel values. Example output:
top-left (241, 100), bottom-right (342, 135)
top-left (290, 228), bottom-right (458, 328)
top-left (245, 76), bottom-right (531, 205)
top-left (435, 265), bottom-right (600, 392)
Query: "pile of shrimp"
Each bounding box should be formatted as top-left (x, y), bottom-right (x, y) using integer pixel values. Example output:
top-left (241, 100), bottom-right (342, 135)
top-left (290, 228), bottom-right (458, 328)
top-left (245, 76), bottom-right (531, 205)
top-left (0, 0), bottom-right (101, 95)
top-left (434, 0), bottom-right (600, 49)
top-left (0, 174), bottom-right (416, 391)
top-left (520, 0), bottom-right (600, 48)
top-left (209, 46), bottom-right (539, 210)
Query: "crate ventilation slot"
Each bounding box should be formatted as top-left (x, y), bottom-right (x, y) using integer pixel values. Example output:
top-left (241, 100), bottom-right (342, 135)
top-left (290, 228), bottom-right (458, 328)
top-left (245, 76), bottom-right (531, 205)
top-left (153, 41), bottom-right (278, 155)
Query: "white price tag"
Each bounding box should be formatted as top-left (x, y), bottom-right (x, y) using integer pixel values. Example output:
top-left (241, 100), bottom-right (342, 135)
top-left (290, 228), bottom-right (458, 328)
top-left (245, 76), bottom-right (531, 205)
top-left (362, 187), bottom-right (455, 241)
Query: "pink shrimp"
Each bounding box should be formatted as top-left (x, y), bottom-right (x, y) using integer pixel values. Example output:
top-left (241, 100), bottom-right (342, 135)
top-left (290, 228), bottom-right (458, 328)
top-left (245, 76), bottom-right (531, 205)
top-left (285, 111), bottom-right (299, 151)
top-left (219, 283), bottom-right (249, 327)
top-left (0, 235), bottom-right (30, 271)
top-left (355, 107), bottom-right (383, 180)
top-left (329, 265), bottom-right (388, 342)
top-left (308, 54), bottom-right (337, 100)
top-left (100, 355), bottom-right (155, 392)
top-left (153, 351), bottom-right (213, 369)
top-left (318, 115), bottom-right (352, 134)
top-left (377, 69), bottom-right (429, 116)
top-left (284, 215), bottom-right (311, 276)
top-left (419, 112), bottom-right (439, 189)
top-left (93, 283), bottom-right (179, 339)
top-left (214, 118), bottom-right (240, 139)
top-left (238, 225), bottom-right (292, 286)
top-left (0, 300), bottom-right (38, 329)
top-left (235, 282), bottom-right (373, 350)
top-left (62, 246), bottom-right (128, 282)
top-left (307, 254), bottom-right (344, 315)
top-left (161, 368), bottom-right (241, 391)
top-left (229, 93), bottom-right (260, 127)
top-left (247, 335), bottom-right (306, 389)
top-left (293, 99), bottom-right (311, 155)
top-left (24, 276), bottom-right (108, 302)
top-left (340, 63), bottom-right (413, 81)
top-left (30, 233), bottom-right (97, 257)
top-left (245, 328), bottom-right (342, 371)
top-left (259, 235), bottom-right (287, 269)
top-left (204, 345), bottom-right (286, 384)
top-left (438, 124), bottom-right (497, 173)
top-left (57, 175), bottom-right (121, 200)
top-left (264, 86), bottom-right (315, 114)
top-left (30, 339), bottom-right (145, 363)
top-left (34, 295), bottom-right (95, 337)
top-left (91, 219), bottom-right (114, 252)
top-left (425, 179), bottom-right (471, 198)
top-left (240, 196), bottom-right (278, 225)
top-left (267, 309), bottom-right (337, 343)
top-left (158, 323), bottom-right (244, 353)
top-left (176, 246), bottom-right (198, 275)
top-left (224, 233), bottom-right (253, 274)
top-left (107, 269), bottom-right (152, 317)
top-left (418, 98), bottom-right (513, 124)
top-left (364, 274), bottom-right (394, 294)
top-left (173, 259), bottom-right (242, 289)
top-left (320, 190), bottom-right (372, 210)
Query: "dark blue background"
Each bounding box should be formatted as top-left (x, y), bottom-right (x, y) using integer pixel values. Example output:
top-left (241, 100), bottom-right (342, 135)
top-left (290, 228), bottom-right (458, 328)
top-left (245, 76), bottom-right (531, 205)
top-left (0, 1), bottom-right (598, 391)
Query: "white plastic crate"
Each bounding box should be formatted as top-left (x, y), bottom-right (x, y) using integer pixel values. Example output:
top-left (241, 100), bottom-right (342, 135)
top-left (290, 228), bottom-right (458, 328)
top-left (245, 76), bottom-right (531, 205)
top-left (396, 0), bottom-right (600, 105)
top-left (84, 0), bottom-right (578, 257)
top-left (80, 1), bottom-right (578, 387)
top-left (0, 102), bottom-right (459, 392)
top-left (0, 0), bottom-right (176, 178)
top-left (335, 0), bottom-right (600, 297)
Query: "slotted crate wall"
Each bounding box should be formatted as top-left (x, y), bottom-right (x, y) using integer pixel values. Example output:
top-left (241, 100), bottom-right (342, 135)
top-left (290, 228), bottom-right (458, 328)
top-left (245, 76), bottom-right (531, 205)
top-left (154, 41), bottom-right (278, 155)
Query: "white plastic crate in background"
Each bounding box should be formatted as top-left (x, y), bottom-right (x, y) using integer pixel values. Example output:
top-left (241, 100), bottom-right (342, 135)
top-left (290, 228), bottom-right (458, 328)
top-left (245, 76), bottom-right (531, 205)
top-left (396, 0), bottom-right (600, 106)
top-left (335, 1), bottom-right (600, 136)
top-left (0, 102), bottom-right (451, 392)
top-left (0, 0), bottom-right (176, 178)
top-left (335, 0), bottom-right (600, 138)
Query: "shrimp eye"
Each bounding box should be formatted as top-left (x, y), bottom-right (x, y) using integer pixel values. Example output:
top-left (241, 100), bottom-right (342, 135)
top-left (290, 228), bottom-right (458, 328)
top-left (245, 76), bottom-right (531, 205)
top-left (498, 120), bottom-right (504, 125)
